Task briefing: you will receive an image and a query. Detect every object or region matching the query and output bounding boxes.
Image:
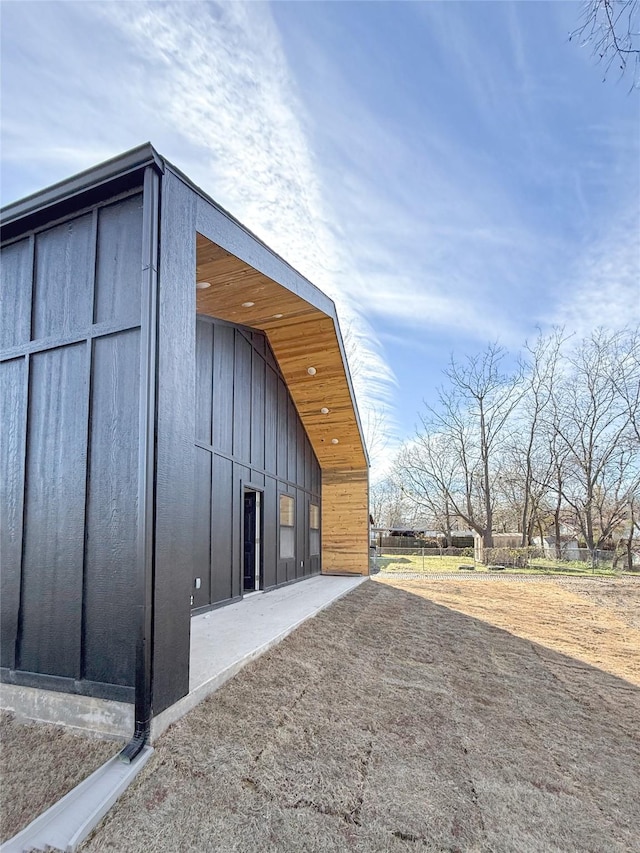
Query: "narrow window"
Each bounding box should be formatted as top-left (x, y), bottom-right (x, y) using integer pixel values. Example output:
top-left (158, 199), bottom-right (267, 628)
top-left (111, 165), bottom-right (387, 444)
top-left (280, 494), bottom-right (295, 559)
top-left (310, 503), bottom-right (320, 556)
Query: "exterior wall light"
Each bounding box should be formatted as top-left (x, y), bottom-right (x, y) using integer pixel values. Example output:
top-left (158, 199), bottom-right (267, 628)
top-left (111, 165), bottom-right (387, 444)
top-left (196, 281), bottom-right (211, 290)
top-left (307, 367), bottom-right (317, 375)
top-left (320, 407), bottom-right (329, 414)
top-left (272, 313), bottom-right (283, 319)
top-left (242, 301), bottom-right (255, 307)
top-left (331, 438), bottom-right (339, 444)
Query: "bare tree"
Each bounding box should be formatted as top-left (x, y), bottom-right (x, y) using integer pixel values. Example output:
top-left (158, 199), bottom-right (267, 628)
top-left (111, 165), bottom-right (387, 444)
top-left (616, 492), bottom-right (640, 569)
top-left (397, 434), bottom-right (463, 542)
top-left (369, 476), bottom-right (410, 529)
top-left (608, 326), bottom-right (640, 443)
top-left (514, 329), bottom-right (568, 545)
top-left (571, 0), bottom-right (640, 85)
top-left (399, 344), bottom-right (522, 548)
top-left (394, 328), bottom-right (639, 563)
top-left (363, 405), bottom-right (391, 465)
top-left (551, 329), bottom-right (639, 560)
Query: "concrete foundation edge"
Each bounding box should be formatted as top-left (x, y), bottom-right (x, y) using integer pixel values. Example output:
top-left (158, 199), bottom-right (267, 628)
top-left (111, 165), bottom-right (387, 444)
top-left (0, 683), bottom-right (133, 740)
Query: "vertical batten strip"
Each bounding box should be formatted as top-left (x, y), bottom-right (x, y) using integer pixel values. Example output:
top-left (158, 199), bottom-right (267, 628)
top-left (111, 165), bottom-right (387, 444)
top-left (80, 208), bottom-right (99, 680)
top-left (134, 166), bottom-right (160, 736)
top-left (12, 234), bottom-right (35, 669)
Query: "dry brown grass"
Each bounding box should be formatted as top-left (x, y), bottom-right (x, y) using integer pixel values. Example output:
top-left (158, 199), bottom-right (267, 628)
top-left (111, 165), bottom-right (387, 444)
top-left (2, 579), bottom-right (637, 851)
top-left (0, 713), bottom-right (118, 842)
top-left (376, 576), bottom-right (640, 686)
top-left (72, 578), bottom-right (640, 853)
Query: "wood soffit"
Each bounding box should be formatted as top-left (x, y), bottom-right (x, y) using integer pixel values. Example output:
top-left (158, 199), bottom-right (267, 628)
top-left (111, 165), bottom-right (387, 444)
top-left (195, 233), bottom-right (367, 472)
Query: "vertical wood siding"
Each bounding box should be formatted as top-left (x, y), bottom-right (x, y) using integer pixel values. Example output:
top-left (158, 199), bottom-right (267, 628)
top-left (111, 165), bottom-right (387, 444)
top-left (1, 238), bottom-right (32, 348)
top-left (194, 315), bottom-right (321, 607)
top-left (321, 468), bottom-right (369, 575)
top-left (83, 330), bottom-right (140, 686)
top-left (0, 192), bottom-right (144, 701)
top-left (0, 358), bottom-right (27, 669)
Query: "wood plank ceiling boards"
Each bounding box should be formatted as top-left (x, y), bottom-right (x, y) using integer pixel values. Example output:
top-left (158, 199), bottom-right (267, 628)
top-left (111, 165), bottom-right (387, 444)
top-left (195, 233), bottom-right (367, 474)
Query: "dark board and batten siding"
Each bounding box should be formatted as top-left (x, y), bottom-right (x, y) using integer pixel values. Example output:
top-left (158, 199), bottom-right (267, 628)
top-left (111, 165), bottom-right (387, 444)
top-left (194, 315), bottom-right (321, 610)
top-left (0, 192), bottom-right (145, 702)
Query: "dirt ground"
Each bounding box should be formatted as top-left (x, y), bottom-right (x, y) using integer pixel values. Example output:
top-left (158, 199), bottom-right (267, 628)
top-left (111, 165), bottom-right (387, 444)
top-left (2, 577), bottom-right (638, 852)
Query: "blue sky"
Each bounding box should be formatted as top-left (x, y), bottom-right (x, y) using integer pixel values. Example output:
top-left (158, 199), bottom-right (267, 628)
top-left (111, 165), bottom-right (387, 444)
top-left (2, 1), bottom-right (639, 475)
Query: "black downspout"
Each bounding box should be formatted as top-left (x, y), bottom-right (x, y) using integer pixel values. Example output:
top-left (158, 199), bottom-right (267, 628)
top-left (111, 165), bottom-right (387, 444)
top-left (120, 165), bottom-right (161, 763)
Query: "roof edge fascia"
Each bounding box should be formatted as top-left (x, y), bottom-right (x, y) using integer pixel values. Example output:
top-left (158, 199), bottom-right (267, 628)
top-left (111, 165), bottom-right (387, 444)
top-left (1, 143), bottom-right (164, 228)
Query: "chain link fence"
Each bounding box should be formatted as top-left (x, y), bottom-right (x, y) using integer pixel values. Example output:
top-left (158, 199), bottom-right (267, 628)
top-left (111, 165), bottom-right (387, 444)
top-left (369, 544), bottom-right (634, 574)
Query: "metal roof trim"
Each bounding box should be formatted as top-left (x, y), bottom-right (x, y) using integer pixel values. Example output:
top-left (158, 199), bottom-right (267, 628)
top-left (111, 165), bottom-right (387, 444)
top-left (1, 143), bottom-right (163, 227)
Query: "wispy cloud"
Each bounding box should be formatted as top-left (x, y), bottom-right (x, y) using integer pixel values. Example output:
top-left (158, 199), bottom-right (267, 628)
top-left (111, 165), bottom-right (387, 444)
top-left (1, 0), bottom-right (398, 463)
top-left (552, 205), bottom-right (640, 334)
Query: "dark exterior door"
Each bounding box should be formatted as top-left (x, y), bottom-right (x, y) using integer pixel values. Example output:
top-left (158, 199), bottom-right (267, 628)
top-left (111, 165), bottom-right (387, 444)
top-left (243, 491), bottom-right (258, 592)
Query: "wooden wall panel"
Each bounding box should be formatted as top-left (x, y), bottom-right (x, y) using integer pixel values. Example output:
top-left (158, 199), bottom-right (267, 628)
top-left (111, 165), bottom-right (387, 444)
top-left (263, 477), bottom-right (277, 588)
top-left (321, 469), bottom-right (369, 576)
top-left (94, 195), bottom-right (143, 325)
top-left (287, 398), bottom-right (297, 484)
top-left (193, 447), bottom-right (212, 609)
top-left (195, 233), bottom-right (368, 474)
top-left (19, 343), bottom-right (88, 677)
top-left (233, 332), bottom-right (251, 460)
top-left (33, 214), bottom-right (94, 340)
top-left (277, 379), bottom-right (288, 479)
top-left (213, 324), bottom-right (234, 455)
top-left (1, 238), bottom-right (32, 349)
top-left (297, 489), bottom-right (305, 577)
top-left (251, 349), bottom-right (265, 470)
top-left (231, 463), bottom-right (243, 599)
top-left (297, 420), bottom-right (305, 495)
top-left (195, 318), bottom-right (213, 445)
top-left (211, 455), bottom-right (233, 604)
top-left (251, 470), bottom-right (265, 488)
top-left (0, 357), bottom-right (26, 669)
top-left (83, 330), bottom-right (140, 686)
top-left (252, 331), bottom-right (265, 357)
top-left (264, 365), bottom-right (277, 473)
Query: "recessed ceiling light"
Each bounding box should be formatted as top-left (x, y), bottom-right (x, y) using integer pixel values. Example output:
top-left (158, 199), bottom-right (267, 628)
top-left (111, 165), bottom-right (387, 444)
top-left (196, 281), bottom-right (211, 290)
top-left (273, 313), bottom-right (283, 319)
top-left (320, 407), bottom-right (329, 414)
top-left (242, 301), bottom-right (255, 308)
top-left (331, 438), bottom-right (339, 444)
top-left (307, 367), bottom-right (317, 376)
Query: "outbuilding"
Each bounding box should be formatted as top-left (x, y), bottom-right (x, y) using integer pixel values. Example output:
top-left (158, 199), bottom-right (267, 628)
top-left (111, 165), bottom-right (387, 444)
top-left (0, 145), bottom-right (369, 748)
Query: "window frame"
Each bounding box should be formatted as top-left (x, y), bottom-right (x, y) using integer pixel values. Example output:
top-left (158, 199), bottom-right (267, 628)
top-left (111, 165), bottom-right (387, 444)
top-left (279, 493), bottom-right (295, 560)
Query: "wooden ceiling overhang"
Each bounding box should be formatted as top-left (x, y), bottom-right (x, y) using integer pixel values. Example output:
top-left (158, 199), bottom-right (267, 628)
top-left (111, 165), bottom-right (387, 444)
top-left (195, 232), bottom-right (368, 473)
